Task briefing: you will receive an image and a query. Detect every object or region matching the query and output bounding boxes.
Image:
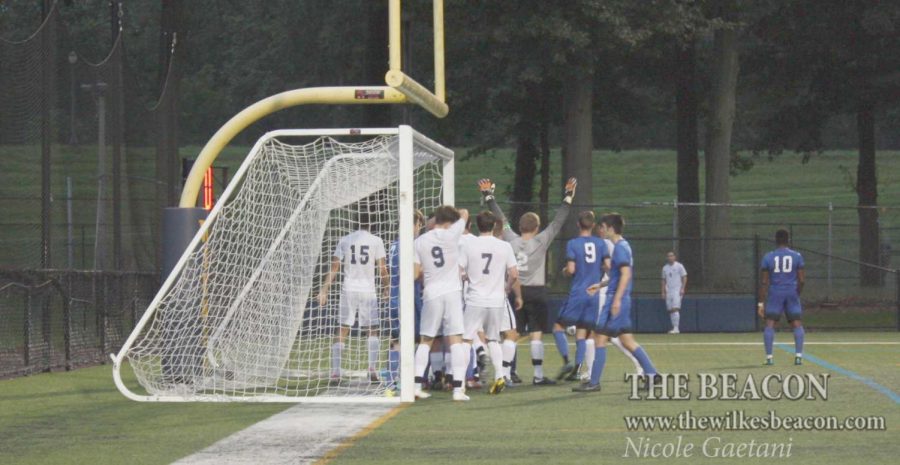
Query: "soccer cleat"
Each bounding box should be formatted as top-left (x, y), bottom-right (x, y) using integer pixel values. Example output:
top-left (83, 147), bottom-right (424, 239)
top-left (503, 376), bottom-right (517, 388)
top-left (564, 364), bottom-right (583, 382)
top-left (452, 391), bottom-right (470, 402)
top-left (533, 377), bottom-right (557, 386)
top-left (794, 356), bottom-right (802, 366)
top-left (572, 383), bottom-right (601, 393)
top-left (557, 361), bottom-right (577, 381)
top-left (764, 358), bottom-right (774, 366)
top-left (328, 375), bottom-right (345, 387)
top-left (510, 372), bottom-right (523, 384)
top-left (415, 388), bottom-right (431, 399)
top-left (466, 379), bottom-right (483, 390)
top-left (668, 328), bottom-right (680, 334)
top-left (368, 370), bottom-right (380, 383)
top-left (489, 378), bottom-right (506, 395)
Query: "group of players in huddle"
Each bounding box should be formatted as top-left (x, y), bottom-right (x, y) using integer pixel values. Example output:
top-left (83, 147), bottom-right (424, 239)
top-left (319, 176), bottom-right (808, 401)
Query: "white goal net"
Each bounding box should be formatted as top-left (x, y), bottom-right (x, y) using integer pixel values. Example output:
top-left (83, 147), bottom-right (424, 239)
top-left (113, 127), bottom-right (452, 402)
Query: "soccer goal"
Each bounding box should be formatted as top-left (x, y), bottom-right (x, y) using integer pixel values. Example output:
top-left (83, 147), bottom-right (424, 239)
top-left (112, 126), bottom-right (453, 403)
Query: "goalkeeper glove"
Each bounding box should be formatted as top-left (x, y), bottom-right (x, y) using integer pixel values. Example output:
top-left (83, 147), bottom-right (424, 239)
top-left (563, 177), bottom-right (577, 205)
top-left (478, 178), bottom-right (496, 202)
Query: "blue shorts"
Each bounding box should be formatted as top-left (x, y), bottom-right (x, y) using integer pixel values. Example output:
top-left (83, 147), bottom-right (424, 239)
top-left (389, 297), bottom-right (422, 340)
top-left (765, 291), bottom-right (802, 322)
top-left (595, 294), bottom-right (633, 337)
top-left (557, 293), bottom-right (601, 327)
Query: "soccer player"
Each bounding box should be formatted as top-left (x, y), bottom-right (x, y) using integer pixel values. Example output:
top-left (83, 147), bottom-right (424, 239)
top-left (459, 210), bottom-right (520, 395)
top-left (661, 251), bottom-right (688, 334)
top-left (575, 213), bottom-right (659, 392)
top-left (555, 211), bottom-right (609, 381)
top-left (481, 177), bottom-right (576, 385)
top-left (318, 216), bottom-right (389, 383)
top-left (386, 209), bottom-right (426, 390)
top-left (413, 206), bottom-right (471, 401)
top-left (758, 229), bottom-right (806, 366)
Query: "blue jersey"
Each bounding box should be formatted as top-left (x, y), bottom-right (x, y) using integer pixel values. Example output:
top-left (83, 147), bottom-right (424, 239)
top-left (761, 247), bottom-right (804, 294)
top-left (389, 240), bottom-right (423, 311)
top-left (606, 239), bottom-right (634, 297)
top-left (565, 236), bottom-right (609, 297)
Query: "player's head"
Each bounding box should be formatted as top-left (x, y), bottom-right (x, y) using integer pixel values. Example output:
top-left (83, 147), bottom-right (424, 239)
top-left (775, 228), bottom-right (790, 246)
top-left (357, 210), bottom-right (371, 230)
top-left (433, 205), bottom-right (461, 227)
top-left (577, 211), bottom-right (595, 231)
top-left (476, 210), bottom-right (497, 234)
top-left (493, 218), bottom-right (504, 238)
top-left (519, 212), bottom-right (541, 234)
top-left (414, 209), bottom-right (425, 237)
top-left (667, 251), bottom-right (676, 264)
top-left (599, 213), bottom-right (625, 237)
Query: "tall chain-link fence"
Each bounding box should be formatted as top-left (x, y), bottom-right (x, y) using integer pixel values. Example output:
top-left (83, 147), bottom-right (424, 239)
top-left (1, 2), bottom-right (182, 274)
top-left (459, 200), bottom-right (900, 331)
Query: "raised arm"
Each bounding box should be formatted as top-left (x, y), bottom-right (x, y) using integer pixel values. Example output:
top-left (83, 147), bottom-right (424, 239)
top-left (535, 178), bottom-right (576, 243)
top-left (479, 179), bottom-right (519, 241)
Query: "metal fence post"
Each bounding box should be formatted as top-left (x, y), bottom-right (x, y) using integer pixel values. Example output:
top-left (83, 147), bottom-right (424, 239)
top-left (896, 271), bottom-right (899, 332)
top-left (67, 177), bottom-right (74, 269)
top-left (64, 274), bottom-right (72, 370)
top-left (672, 198), bottom-right (678, 252)
top-left (754, 233), bottom-right (760, 332)
top-left (23, 288), bottom-right (32, 368)
top-left (827, 202), bottom-right (833, 301)
top-left (98, 273), bottom-right (108, 359)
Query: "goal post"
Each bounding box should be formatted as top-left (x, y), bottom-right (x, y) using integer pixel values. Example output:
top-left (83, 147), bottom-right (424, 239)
top-left (113, 126), bottom-right (453, 402)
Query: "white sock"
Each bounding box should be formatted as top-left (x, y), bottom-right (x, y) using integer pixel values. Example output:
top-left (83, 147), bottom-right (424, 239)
top-left (443, 350), bottom-right (451, 375)
top-left (367, 336), bottom-right (380, 371)
top-left (487, 341), bottom-right (504, 380)
top-left (430, 351), bottom-right (444, 375)
top-left (414, 344), bottom-right (431, 389)
top-left (611, 337), bottom-right (643, 375)
top-left (331, 342), bottom-right (344, 377)
top-left (584, 338), bottom-right (595, 375)
top-left (671, 312), bottom-right (680, 330)
top-left (501, 340), bottom-right (516, 378)
top-left (450, 343), bottom-right (469, 393)
top-left (530, 340), bottom-right (545, 379)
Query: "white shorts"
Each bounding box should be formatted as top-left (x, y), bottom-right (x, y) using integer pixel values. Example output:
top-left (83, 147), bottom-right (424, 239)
top-left (420, 292), bottom-right (464, 338)
top-left (665, 293), bottom-right (682, 311)
top-left (339, 291), bottom-right (378, 327)
top-left (498, 300), bottom-right (516, 334)
top-left (464, 304), bottom-right (505, 342)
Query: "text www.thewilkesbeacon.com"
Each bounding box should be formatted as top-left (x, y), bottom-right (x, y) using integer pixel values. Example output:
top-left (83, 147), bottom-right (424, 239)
top-left (624, 410), bottom-right (886, 431)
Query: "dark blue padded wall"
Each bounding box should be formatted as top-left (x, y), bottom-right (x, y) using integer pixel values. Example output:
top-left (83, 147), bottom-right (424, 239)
top-left (546, 296), bottom-right (756, 333)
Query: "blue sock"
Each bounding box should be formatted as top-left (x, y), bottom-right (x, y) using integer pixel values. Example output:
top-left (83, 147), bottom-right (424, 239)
top-left (575, 339), bottom-right (586, 365)
top-left (589, 347), bottom-right (606, 386)
top-left (553, 330), bottom-right (569, 361)
top-left (764, 327), bottom-right (775, 356)
top-left (388, 349), bottom-right (400, 385)
top-left (466, 347), bottom-right (475, 380)
top-left (632, 347), bottom-right (657, 375)
top-left (793, 326), bottom-right (804, 355)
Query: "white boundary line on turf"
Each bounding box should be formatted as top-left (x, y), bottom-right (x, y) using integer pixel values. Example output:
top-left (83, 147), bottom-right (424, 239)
top-left (517, 341), bottom-right (900, 346)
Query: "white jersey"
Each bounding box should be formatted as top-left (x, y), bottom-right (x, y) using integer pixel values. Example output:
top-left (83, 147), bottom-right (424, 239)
top-left (459, 233), bottom-right (476, 293)
top-left (414, 218), bottom-right (465, 301)
top-left (332, 230), bottom-right (386, 293)
top-left (662, 261), bottom-right (687, 296)
top-left (459, 235), bottom-right (517, 308)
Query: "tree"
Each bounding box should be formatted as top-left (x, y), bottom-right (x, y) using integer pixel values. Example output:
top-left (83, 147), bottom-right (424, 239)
top-left (748, 0), bottom-right (900, 285)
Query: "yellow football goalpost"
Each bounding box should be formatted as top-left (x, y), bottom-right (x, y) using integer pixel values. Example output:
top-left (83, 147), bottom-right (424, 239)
top-left (179, 0), bottom-right (448, 209)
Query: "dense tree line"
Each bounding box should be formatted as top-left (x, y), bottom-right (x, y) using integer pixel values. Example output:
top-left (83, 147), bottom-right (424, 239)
top-left (1, 0), bottom-right (898, 283)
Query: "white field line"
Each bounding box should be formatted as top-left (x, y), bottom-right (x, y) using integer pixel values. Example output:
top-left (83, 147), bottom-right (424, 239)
top-left (172, 403), bottom-right (395, 465)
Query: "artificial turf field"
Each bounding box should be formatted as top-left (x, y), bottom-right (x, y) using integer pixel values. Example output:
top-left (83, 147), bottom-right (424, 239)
top-left (0, 331), bottom-right (897, 465)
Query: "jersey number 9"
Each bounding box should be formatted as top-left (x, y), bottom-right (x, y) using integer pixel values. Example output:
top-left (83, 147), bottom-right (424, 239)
top-left (431, 246), bottom-right (445, 267)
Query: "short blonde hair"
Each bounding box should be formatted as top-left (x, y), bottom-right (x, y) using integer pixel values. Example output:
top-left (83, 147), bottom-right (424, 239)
top-left (519, 212), bottom-right (541, 234)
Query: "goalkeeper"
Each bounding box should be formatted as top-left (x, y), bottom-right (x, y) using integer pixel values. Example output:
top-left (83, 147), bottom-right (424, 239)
top-left (479, 177), bottom-right (576, 385)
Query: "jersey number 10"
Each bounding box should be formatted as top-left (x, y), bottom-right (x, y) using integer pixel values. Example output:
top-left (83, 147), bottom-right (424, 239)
top-left (773, 255), bottom-right (793, 273)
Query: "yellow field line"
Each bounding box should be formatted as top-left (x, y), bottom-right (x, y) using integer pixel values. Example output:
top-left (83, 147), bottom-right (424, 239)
top-left (315, 404), bottom-right (409, 465)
